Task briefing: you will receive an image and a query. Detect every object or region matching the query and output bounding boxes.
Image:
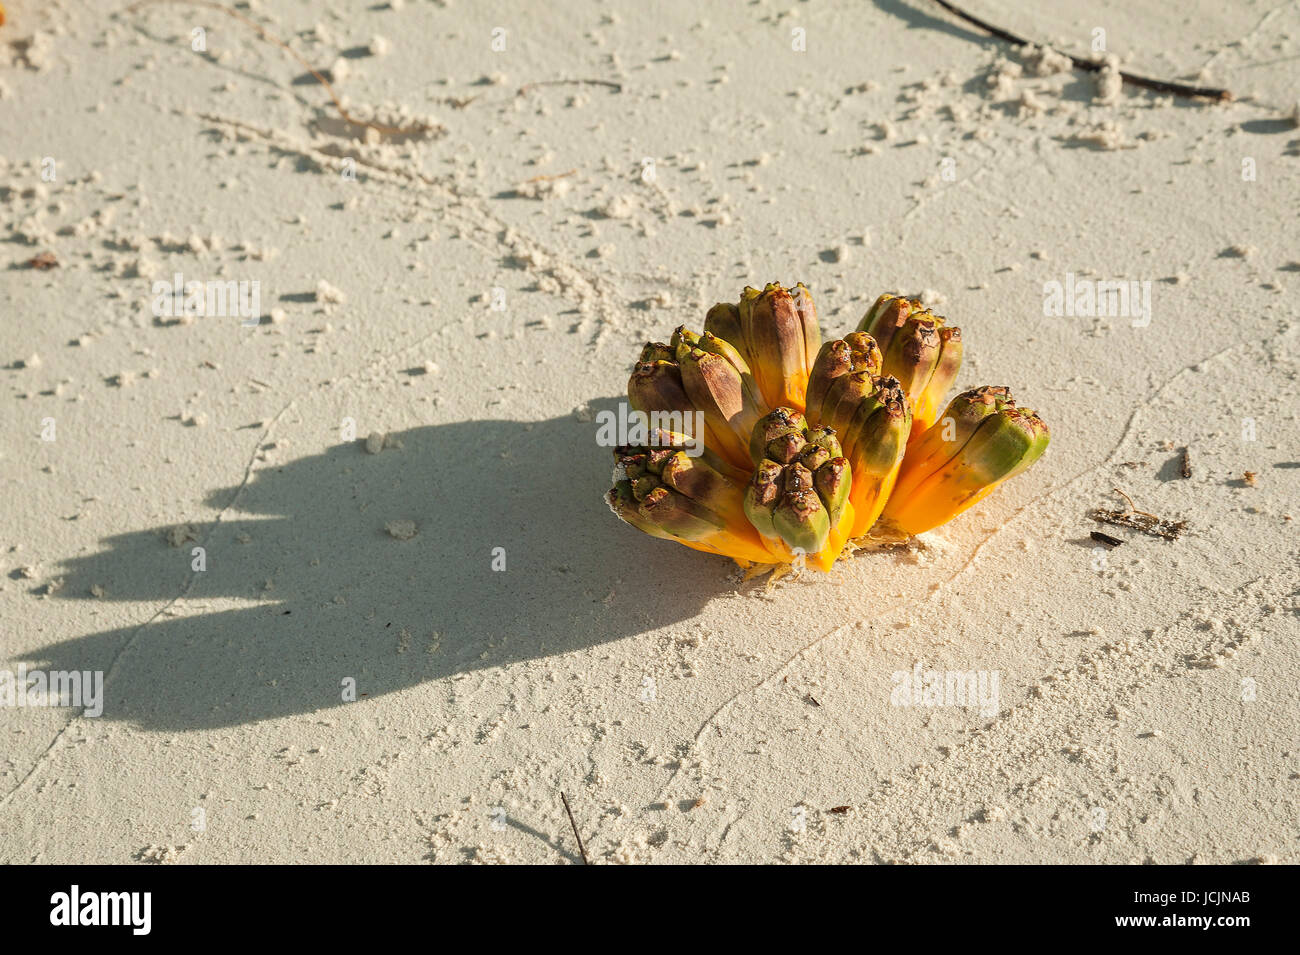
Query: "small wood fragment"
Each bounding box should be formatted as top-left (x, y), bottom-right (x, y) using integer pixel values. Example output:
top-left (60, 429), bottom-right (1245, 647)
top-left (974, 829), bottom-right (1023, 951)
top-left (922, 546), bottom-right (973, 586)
top-left (1180, 447), bottom-right (1192, 479)
top-left (1090, 509), bottom-right (1187, 540)
top-left (522, 169), bottom-right (577, 183)
top-left (518, 78), bottom-right (622, 95)
top-left (828, 805), bottom-right (852, 815)
top-left (1089, 489), bottom-right (1187, 541)
top-left (1089, 530), bottom-right (1123, 548)
top-left (560, 791), bottom-right (589, 865)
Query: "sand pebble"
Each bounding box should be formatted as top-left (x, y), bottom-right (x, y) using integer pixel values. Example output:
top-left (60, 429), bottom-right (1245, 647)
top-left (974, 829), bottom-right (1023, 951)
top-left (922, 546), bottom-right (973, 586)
top-left (165, 524), bottom-right (198, 547)
top-left (599, 195), bottom-right (637, 219)
top-left (517, 176), bottom-right (570, 200)
top-left (1094, 57), bottom-right (1123, 104)
top-left (1025, 44), bottom-right (1072, 76)
top-left (1018, 89), bottom-right (1046, 115)
top-left (384, 519), bottom-right (418, 540)
top-left (315, 279), bottom-right (346, 304)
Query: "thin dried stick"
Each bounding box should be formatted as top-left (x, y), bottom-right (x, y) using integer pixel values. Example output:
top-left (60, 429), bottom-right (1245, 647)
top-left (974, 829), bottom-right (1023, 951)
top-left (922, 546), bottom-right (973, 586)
top-left (560, 791), bottom-right (590, 865)
top-left (929, 0), bottom-right (1232, 102)
top-left (1112, 487), bottom-right (1161, 521)
top-left (518, 79), bottom-right (622, 95)
top-left (1089, 488), bottom-right (1187, 540)
top-left (124, 0), bottom-right (437, 137)
top-left (523, 170), bottom-right (577, 183)
top-left (1090, 507), bottom-right (1187, 540)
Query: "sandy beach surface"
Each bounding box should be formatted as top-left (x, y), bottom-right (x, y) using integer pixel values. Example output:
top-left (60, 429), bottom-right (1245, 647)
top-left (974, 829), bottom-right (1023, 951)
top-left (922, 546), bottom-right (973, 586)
top-left (1, 0), bottom-right (1296, 864)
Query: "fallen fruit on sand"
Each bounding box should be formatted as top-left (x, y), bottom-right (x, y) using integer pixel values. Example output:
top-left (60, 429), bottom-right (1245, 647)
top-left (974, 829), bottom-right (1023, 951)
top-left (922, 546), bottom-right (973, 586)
top-left (741, 408), bottom-right (853, 571)
top-left (877, 387), bottom-right (1050, 537)
top-left (606, 284), bottom-right (1050, 573)
top-left (857, 293), bottom-right (962, 441)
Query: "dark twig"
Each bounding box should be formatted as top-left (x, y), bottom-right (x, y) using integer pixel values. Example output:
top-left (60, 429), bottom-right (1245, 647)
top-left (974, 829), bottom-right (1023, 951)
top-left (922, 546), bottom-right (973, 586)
top-left (1090, 530), bottom-right (1123, 548)
top-left (928, 0), bottom-right (1232, 102)
top-left (560, 792), bottom-right (589, 865)
top-left (1180, 447), bottom-right (1192, 479)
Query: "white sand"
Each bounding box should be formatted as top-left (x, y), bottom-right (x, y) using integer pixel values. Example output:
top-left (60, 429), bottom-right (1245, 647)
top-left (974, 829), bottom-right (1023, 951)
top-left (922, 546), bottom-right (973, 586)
top-left (1, 0), bottom-right (1296, 864)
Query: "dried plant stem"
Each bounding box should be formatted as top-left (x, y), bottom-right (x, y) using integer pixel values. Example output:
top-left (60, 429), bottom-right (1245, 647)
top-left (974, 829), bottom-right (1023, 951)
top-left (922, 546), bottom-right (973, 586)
top-left (1112, 487), bottom-right (1161, 521)
top-left (523, 170), bottom-right (577, 183)
top-left (929, 0), bottom-right (1232, 102)
top-left (518, 79), bottom-right (622, 95)
top-left (1090, 488), bottom-right (1187, 540)
top-left (560, 792), bottom-right (589, 865)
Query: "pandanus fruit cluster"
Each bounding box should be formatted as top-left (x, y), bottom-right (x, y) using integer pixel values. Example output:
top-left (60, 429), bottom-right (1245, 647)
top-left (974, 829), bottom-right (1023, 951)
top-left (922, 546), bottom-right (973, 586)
top-left (606, 284), bottom-right (1050, 572)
